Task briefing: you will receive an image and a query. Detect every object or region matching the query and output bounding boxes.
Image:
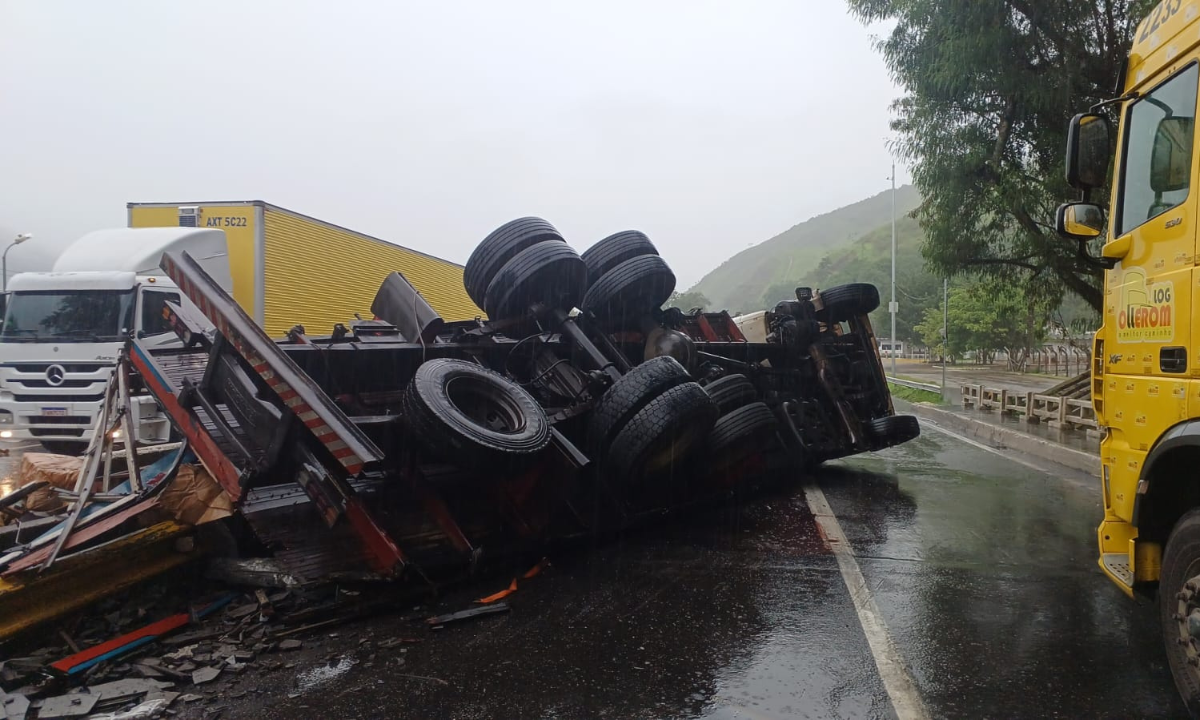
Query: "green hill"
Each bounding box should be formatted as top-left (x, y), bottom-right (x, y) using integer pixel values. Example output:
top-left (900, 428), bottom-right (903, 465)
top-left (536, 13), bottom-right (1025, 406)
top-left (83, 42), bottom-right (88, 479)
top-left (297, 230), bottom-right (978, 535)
top-left (689, 185), bottom-right (922, 313)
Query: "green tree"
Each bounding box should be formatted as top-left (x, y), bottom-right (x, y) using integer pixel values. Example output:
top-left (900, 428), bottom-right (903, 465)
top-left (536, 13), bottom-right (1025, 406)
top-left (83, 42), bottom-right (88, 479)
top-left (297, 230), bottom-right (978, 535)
top-left (665, 289), bottom-right (711, 312)
top-left (847, 0), bottom-right (1156, 312)
top-left (914, 279), bottom-right (1055, 369)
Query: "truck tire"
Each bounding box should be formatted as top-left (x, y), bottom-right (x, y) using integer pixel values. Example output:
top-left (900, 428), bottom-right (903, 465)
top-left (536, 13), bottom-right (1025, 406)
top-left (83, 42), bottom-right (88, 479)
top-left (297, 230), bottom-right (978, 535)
top-left (400, 358), bottom-right (551, 471)
top-left (865, 415), bottom-right (921, 448)
top-left (581, 255), bottom-right (676, 330)
top-left (819, 283), bottom-right (880, 322)
top-left (464, 217), bottom-right (564, 309)
top-left (482, 241), bottom-right (588, 320)
top-left (586, 355), bottom-right (691, 457)
top-left (1160, 508), bottom-right (1200, 715)
top-left (704, 374), bottom-right (758, 415)
top-left (604, 382), bottom-right (718, 482)
top-left (581, 231), bottom-right (658, 286)
top-left (705, 402), bottom-right (778, 473)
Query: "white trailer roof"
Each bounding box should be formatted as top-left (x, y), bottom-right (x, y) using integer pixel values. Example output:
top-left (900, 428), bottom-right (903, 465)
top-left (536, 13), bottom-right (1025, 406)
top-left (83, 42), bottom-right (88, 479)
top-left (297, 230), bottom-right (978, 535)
top-left (52, 227), bottom-right (231, 289)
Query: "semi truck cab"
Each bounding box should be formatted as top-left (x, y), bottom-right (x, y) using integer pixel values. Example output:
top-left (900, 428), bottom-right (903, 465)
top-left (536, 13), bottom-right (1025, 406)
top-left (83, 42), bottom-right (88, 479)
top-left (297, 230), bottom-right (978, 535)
top-left (0, 228), bottom-right (228, 453)
top-left (1057, 0), bottom-right (1200, 709)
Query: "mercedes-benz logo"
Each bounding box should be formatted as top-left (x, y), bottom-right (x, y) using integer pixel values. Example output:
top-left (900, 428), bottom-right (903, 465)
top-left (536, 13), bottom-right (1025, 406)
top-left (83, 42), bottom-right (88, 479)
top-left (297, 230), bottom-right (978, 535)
top-left (45, 365), bottom-right (66, 386)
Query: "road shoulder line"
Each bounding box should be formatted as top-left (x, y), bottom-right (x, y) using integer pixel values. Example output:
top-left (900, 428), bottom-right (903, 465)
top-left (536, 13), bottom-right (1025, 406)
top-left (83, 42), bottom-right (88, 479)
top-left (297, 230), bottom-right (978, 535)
top-left (803, 483), bottom-right (930, 720)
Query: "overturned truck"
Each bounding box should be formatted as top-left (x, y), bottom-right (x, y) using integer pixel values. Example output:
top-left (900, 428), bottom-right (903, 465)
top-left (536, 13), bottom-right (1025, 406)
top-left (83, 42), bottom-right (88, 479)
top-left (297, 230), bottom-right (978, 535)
top-left (127, 219), bottom-right (918, 582)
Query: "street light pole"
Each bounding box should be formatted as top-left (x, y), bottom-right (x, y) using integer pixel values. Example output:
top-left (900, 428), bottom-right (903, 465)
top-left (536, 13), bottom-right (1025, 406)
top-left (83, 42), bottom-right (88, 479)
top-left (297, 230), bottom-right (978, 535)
top-left (942, 277), bottom-right (948, 391)
top-left (890, 162), bottom-right (897, 376)
top-left (2, 234), bottom-right (33, 293)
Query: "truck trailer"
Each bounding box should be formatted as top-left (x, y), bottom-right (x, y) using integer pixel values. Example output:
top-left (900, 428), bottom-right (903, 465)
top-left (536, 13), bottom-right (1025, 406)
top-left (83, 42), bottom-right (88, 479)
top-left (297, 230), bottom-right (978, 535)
top-left (111, 217), bottom-right (918, 584)
top-left (127, 201), bottom-right (481, 338)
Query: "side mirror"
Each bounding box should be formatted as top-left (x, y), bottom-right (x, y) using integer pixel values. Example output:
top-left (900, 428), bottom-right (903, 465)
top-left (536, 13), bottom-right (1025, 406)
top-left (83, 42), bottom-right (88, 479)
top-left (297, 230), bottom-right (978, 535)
top-left (1151, 116), bottom-right (1194, 193)
top-left (1065, 113), bottom-right (1112, 190)
top-left (1056, 202), bottom-right (1105, 240)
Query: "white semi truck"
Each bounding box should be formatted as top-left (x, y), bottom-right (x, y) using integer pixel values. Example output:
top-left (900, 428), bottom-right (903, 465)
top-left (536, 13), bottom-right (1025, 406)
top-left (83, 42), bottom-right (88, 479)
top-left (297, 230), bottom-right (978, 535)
top-left (0, 228), bottom-right (230, 453)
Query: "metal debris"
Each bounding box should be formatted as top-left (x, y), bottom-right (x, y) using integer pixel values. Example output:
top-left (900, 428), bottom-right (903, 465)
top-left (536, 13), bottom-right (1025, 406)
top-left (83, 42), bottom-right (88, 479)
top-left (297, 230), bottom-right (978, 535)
top-left (191, 667), bottom-right (220, 685)
top-left (425, 602), bottom-right (511, 628)
top-left (37, 693), bottom-right (98, 719)
top-left (1, 693), bottom-right (29, 720)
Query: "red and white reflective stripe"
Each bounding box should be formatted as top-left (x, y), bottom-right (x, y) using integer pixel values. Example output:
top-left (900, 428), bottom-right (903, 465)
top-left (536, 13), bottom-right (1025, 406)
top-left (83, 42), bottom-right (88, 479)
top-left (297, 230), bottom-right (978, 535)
top-left (163, 253), bottom-right (366, 475)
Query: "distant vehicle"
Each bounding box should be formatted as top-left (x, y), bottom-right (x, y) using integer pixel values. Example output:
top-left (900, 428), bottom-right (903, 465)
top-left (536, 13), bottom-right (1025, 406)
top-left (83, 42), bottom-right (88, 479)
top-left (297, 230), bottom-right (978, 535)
top-left (878, 340), bottom-right (905, 358)
top-left (0, 202), bottom-right (478, 453)
top-left (0, 228), bottom-right (230, 453)
top-left (1056, 0), bottom-right (1200, 710)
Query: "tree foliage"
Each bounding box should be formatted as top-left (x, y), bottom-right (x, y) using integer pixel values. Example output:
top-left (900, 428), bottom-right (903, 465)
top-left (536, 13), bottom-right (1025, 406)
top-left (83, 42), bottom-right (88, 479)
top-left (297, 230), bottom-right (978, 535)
top-left (847, 0), bottom-right (1157, 312)
top-left (914, 279), bottom-right (1056, 369)
top-left (666, 289), bottom-right (711, 312)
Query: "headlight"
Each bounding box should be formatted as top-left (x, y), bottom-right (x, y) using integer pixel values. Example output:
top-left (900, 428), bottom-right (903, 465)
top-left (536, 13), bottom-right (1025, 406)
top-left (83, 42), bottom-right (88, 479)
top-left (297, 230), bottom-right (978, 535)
top-left (0, 410), bottom-right (13, 425)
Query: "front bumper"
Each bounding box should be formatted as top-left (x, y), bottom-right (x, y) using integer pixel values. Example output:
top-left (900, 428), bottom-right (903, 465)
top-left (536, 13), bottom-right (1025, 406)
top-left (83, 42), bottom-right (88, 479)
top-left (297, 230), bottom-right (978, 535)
top-left (0, 395), bottom-right (171, 445)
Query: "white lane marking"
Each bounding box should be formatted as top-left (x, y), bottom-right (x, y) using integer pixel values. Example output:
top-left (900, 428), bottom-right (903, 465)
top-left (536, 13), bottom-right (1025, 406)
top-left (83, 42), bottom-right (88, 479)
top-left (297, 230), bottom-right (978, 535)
top-left (803, 483), bottom-right (930, 720)
top-left (918, 418), bottom-right (1058, 474)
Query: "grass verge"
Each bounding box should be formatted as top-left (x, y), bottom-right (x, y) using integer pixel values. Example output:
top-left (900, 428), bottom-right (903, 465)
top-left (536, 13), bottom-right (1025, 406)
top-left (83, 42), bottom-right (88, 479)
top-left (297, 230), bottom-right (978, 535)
top-left (888, 382), bottom-right (943, 405)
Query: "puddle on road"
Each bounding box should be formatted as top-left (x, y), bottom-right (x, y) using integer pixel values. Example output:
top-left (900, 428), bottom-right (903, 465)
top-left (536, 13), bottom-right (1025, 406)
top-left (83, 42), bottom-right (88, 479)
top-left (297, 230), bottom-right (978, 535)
top-left (295, 657), bottom-right (357, 693)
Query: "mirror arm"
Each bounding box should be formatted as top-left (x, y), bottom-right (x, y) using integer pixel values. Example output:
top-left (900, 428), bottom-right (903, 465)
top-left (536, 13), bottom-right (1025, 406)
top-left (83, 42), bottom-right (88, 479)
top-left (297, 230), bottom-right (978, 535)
top-left (1088, 92), bottom-right (1138, 113)
top-left (1075, 238), bottom-right (1118, 270)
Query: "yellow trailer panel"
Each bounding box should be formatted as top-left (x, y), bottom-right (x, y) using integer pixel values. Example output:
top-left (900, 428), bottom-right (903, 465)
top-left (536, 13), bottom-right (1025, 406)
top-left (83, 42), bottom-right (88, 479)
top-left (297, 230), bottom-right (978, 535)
top-left (128, 201), bottom-right (481, 338)
top-left (261, 206), bottom-right (478, 338)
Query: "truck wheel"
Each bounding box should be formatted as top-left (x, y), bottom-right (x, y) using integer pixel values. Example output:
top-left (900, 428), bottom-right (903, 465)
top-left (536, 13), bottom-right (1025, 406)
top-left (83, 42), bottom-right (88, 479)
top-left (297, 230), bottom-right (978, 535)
top-left (865, 415), bottom-right (920, 448)
top-left (581, 231), bottom-right (658, 286)
top-left (705, 402), bottom-right (777, 473)
top-left (483, 241), bottom-right (588, 320)
top-left (704, 374), bottom-right (757, 415)
top-left (1161, 508), bottom-right (1200, 715)
top-left (819, 283), bottom-right (880, 322)
top-left (604, 382), bottom-right (718, 482)
top-left (401, 359), bottom-right (551, 471)
top-left (464, 217), bottom-right (564, 309)
top-left (586, 355), bottom-right (690, 457)
top-left (581, 255), bottom-right (676, 330)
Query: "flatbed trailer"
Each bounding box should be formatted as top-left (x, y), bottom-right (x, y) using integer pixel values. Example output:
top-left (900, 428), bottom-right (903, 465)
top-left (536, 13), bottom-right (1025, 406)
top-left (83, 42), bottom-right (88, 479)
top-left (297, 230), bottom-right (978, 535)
top-left (128, 219), bottom-right (919, 585)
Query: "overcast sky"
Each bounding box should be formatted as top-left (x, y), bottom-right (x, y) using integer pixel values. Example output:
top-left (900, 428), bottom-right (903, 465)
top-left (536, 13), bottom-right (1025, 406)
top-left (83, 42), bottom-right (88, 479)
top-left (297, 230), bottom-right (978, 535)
top-left (0, 1), bottom-right (909, 289)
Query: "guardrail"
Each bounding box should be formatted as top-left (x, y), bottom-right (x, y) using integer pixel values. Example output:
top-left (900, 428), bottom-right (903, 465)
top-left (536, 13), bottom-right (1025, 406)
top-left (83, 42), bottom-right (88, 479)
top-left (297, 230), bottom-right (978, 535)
top-left (886, 376), bottom-right (943, 394)
top-left (961, 382), bottom-right (1098, 432)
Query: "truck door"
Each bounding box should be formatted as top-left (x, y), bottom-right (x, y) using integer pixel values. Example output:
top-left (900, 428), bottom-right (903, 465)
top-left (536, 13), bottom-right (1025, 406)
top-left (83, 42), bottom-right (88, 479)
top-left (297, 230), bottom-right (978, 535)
top-left (1102, 62), bottom-right (1199, 522)
top-left (136, 287), bottom-right (184, 349)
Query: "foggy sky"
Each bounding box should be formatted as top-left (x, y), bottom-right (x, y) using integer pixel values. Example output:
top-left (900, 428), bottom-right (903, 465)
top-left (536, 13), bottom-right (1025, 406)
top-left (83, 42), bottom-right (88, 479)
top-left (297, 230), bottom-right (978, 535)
top-left (0, 1), bottom-right (910, 289)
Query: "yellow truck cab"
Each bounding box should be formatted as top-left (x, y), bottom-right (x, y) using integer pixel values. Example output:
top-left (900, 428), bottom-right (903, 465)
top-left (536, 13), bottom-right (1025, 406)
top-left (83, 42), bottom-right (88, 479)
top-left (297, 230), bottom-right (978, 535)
top-left (1058, 0), bottom-right (1200, 708)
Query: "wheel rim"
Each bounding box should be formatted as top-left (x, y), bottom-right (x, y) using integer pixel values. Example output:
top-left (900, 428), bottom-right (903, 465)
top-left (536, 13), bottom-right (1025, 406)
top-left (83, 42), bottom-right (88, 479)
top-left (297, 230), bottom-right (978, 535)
top-left (445, 376), bottom-right (527, 434)
top-left (1173, 564), bottom-right (1200, 683)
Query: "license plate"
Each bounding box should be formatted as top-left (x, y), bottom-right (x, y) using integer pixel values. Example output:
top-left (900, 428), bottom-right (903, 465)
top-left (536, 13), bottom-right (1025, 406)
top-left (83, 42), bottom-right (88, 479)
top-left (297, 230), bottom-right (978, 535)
top-left (42, 407), bottom-right (68, 417)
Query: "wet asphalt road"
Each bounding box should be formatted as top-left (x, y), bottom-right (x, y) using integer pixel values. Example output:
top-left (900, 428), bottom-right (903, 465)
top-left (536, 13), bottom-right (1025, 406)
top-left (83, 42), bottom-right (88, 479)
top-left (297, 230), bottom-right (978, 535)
top-left (184, 419), bottom-right (1182, 720)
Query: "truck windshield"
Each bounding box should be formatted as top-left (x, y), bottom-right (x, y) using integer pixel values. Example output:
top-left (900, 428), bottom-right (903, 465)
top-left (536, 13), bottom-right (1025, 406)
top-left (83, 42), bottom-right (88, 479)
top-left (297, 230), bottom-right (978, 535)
top-left (0, 290), bottom-right (136, 343)
top-left (1117, 63), bottom-right (1199, 236)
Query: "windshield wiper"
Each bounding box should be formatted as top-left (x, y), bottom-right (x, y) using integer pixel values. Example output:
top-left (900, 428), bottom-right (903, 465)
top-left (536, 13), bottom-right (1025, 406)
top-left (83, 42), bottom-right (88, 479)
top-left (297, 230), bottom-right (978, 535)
top-left (52, 330), bottom-right (106, 342)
